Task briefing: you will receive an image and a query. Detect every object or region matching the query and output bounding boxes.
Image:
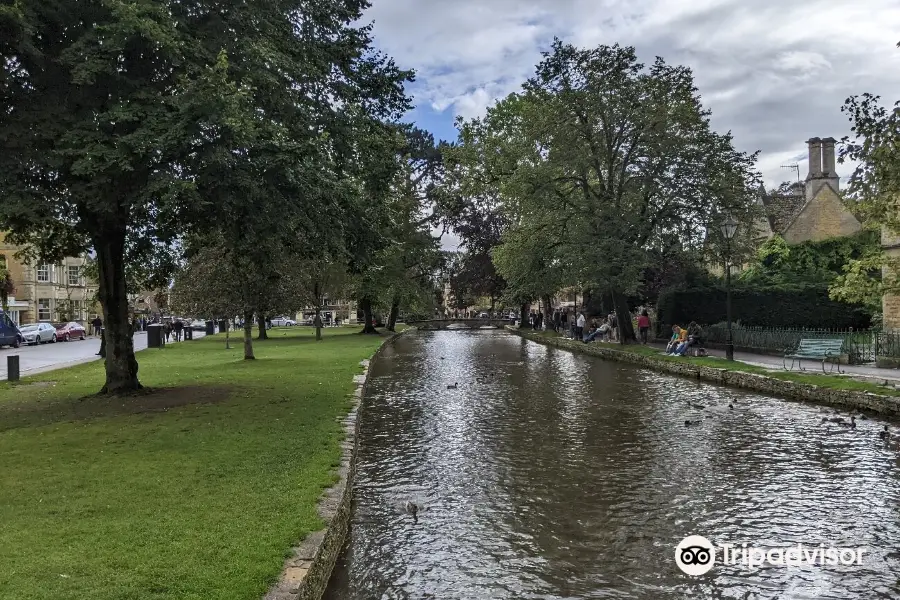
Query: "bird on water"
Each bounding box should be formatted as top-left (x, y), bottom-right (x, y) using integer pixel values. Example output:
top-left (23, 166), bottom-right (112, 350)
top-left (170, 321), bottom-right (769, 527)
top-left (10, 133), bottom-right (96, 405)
top-left (406, 501), bottom-right (418, 522)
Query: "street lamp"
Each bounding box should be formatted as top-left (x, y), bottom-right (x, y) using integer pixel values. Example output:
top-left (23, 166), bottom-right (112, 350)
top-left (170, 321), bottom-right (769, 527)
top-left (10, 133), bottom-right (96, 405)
top-left (720, 214), bottom-right (739, 361)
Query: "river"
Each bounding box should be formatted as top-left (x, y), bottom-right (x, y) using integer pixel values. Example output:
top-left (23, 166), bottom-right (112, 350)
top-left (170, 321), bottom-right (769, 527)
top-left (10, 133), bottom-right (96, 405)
top-left (324, 330), bottom-right (900, 599)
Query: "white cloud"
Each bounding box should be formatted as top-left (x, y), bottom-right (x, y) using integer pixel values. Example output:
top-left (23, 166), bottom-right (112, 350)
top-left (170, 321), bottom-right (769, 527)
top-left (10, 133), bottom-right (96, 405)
top-left (366, 0), bottom-right (900, 186)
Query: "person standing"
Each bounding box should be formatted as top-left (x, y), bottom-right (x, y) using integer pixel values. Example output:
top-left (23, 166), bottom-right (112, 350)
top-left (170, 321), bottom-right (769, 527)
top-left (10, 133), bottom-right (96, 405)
top-left (173, 319), bottom-right (183, 342)
top-left (575, 312), bottom-right (586, 341)
top-left (552, 309), bottom-right (561, 333)
top-left (91, 315), bottom-right (102, 337)
top-left (637, 310), bottom-right (651, 344)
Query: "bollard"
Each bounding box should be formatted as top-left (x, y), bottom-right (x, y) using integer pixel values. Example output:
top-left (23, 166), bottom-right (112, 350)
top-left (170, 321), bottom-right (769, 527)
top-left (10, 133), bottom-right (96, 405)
top-left (7, 355), bottom-right (20, 382)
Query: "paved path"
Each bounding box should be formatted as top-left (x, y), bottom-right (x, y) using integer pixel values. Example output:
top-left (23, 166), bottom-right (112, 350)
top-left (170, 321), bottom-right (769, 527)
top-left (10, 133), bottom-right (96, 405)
top-left (647, 342), bottom-right (900, 384)
top-left (0, 330), bottom-right (209, 379)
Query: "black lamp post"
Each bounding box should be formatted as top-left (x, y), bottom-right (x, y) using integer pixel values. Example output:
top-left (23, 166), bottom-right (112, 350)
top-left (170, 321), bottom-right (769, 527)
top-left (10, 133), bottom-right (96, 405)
top-left (720, 214), bottom-right (739, 361)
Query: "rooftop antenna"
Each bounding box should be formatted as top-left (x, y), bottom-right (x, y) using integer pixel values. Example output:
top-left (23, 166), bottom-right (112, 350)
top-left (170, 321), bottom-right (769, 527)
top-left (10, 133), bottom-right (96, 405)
top-left (780, 164), bottom-right (801, 186)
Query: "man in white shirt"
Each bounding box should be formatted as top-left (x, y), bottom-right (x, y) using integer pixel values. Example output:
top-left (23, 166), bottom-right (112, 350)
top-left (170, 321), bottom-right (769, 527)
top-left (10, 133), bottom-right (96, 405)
top-left (575, 312), bottom-right (586, 341)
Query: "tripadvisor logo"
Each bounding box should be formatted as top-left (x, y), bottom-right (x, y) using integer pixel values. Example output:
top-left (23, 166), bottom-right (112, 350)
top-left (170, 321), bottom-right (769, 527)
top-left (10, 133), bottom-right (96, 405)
top-left (675, 535), bottom-right (716, 576)
top-left (675, 535), bottom-right (868, 575)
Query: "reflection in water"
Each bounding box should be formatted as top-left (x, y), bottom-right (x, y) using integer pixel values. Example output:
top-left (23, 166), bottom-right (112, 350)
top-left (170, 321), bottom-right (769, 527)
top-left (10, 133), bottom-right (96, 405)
top-left (325, 331), bottom-right (900, 599)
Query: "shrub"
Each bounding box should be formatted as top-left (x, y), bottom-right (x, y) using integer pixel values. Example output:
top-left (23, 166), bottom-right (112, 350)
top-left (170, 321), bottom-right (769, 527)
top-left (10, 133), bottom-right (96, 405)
top-left (656, 283), bottom-right (872, 334)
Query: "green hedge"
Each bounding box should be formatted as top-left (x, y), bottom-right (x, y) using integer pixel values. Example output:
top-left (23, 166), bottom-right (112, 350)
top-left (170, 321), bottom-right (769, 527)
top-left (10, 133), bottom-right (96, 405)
top-left (656, 284), bottom-right (873, 334)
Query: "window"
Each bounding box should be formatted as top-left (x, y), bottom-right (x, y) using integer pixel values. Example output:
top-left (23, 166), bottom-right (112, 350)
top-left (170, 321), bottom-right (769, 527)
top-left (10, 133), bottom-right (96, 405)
top-left (37, 298), bottom-right (51, 321)
top-left (36, 264), bottom-right (50, 282)
top-left (72, 300), bottom-right (83, 320)
top-left (68, 265), bottom-right (81, 286)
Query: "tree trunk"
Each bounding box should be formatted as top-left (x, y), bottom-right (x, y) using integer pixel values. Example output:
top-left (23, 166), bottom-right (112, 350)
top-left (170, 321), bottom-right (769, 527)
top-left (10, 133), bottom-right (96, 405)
top-left (314, 305), bottom-right (323, 341)
top-left (225, 324), bottom-right (231, 349)
top-left (612, 290), bottom-right (636, 344)
top-left (386, 296), bottom-right (400, 332)
top-left (243, 311), bottom-right (255, 359)
top-left (257, 314), bottom-right (268, 340)
top-left (95, 230), bottom-right (141, 394)
top-left (518, 302), bottom-right (529, 328)
top-left (490, 296), bottom-right (496, 311)
top-left (541, 294), bottom-right (552, 331)
top-left (360, 297), bottom-right (378, 334)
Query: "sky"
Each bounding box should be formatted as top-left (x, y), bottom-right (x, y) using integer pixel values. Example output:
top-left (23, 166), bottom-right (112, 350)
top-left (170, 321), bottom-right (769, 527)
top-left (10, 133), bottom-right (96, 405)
top-left (364, 0), bottom-right (900, 223)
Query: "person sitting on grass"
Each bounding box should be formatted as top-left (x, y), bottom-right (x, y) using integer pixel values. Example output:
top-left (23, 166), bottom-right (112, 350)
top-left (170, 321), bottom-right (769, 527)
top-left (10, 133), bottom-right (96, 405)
top-left (666, 325), bottom-right (686, 354)
top-left (584, 319), bottom-right (612, 343)
top-left (672, 321), bottom-right (703, 356)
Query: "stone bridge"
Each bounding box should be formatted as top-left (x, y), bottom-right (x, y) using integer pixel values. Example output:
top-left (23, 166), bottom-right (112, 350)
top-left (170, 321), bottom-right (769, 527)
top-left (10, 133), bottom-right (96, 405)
top-left (405, 318), bottom-right (512, 330)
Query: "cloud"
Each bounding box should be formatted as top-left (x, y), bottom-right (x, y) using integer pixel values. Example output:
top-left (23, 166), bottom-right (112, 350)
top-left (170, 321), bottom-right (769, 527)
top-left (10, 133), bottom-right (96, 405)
top-left (366, 0), bottom-right (900, 186)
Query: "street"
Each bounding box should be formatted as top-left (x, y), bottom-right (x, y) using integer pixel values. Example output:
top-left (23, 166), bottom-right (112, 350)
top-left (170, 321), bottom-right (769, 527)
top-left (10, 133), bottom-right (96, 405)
top-left (0, 330), bottom-right (208, 379)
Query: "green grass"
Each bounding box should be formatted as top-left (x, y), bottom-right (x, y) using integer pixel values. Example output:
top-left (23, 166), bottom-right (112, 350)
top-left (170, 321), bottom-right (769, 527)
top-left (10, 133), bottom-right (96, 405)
top-left (525, 330), bottom-right (900, 398)
top-left (0, 327), bottom-right (393, 600)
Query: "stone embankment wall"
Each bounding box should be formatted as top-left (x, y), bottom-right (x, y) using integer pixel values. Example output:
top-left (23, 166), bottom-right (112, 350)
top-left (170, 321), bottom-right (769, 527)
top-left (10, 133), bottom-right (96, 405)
top-left (264, 330), bottom-right (406, 600)
top-left (513, 329), bottom-right (900, 416)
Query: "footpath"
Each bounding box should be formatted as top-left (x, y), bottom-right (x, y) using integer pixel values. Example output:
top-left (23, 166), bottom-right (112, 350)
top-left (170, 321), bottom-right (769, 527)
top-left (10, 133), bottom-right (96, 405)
top-left (648, 342), bottom-right (900, 386)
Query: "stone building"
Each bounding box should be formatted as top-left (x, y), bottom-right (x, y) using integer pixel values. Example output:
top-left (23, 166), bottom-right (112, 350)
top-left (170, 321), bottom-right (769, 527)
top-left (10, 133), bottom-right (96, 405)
top-left (757, 137), bottom-right (862, 244)
top-left (0, 232), bottom-right (99, 325)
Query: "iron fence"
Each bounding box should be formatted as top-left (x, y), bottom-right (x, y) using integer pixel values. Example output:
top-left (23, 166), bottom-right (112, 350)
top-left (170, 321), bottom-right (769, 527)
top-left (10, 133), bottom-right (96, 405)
top-left (700, 325), bottom-right (900, 365)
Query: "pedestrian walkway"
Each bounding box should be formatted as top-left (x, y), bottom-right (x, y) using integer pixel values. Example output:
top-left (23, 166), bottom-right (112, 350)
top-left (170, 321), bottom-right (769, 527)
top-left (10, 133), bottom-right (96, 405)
top-left (649, 342), bottom-right (900, 384)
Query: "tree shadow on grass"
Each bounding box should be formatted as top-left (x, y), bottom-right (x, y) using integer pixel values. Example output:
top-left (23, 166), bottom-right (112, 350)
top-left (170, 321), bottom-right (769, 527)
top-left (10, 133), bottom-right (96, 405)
top-left (0, 385), bottom-right (232, 432)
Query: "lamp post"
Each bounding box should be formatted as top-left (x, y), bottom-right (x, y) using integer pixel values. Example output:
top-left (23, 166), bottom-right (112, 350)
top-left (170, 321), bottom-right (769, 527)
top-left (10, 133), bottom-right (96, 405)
top-left (720, 215), bottom-right (739, 361)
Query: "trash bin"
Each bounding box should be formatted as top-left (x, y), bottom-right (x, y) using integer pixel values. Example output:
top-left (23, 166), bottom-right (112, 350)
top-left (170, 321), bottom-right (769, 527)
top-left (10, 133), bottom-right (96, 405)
top-left (147, 324), bottom-right (163, 348)
top-left (184, 327), bottom-right (193, 341)
top-left (218, 319), bottom-right (228, 333)
top-left (205, 320), bottom-right (215, 336)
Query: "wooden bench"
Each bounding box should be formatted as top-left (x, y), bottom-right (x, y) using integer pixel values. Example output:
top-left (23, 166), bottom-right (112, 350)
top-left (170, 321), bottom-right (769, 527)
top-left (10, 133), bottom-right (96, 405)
top-left (783, 338), bottom-right (845, 373)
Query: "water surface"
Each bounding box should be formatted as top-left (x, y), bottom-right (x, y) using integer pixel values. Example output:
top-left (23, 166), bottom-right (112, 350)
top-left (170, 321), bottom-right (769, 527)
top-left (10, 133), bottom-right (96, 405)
top-left (325, 330), bottom-right (900, 599)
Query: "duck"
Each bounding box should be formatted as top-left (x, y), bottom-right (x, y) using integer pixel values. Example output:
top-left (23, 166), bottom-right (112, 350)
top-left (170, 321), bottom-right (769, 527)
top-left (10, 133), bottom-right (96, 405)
top-left (405, 501), bottom-right (418, 522)
top-left (447, 383), bottom-right (458, 389)
top-left (879, 425), bottom-right (890, 440)
top-left (841, 415), bottom-right (857, 429)
top-left (728, 404), bottom-right (734, 410)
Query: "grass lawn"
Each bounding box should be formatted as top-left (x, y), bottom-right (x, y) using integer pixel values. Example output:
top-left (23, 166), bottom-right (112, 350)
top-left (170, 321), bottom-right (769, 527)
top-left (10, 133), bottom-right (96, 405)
top-left (0, 326), bottom-right (393, 600)
top-left (524, 329), bottom-right (900, 398)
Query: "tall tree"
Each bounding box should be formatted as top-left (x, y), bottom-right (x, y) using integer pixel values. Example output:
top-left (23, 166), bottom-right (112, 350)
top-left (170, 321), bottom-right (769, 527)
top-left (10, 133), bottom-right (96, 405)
top-left (446, 40), bottom-right (759, 342)
top-left (0, 0), bottom-right (411, 391)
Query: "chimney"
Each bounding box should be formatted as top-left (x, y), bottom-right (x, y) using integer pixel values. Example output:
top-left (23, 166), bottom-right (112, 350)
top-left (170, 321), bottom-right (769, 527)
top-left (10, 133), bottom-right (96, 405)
top-left (806, 137), bottom-right (822, 179)
top-left (821, 137), bottom-right (837, 177)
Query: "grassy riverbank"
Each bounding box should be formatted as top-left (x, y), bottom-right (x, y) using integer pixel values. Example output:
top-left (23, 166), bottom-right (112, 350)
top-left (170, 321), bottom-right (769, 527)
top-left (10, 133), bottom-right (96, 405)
top-left (0, 327), bottom-right (392, 600)
top-left (525, 329), bottom-right (900, 398)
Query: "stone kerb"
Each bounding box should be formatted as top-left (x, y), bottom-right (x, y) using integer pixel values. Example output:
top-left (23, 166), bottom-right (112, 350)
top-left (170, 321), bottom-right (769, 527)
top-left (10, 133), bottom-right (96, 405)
top-left (511, 329), bottom-right (900, 416)
top-left (264, 329), bottom-right (408, 600)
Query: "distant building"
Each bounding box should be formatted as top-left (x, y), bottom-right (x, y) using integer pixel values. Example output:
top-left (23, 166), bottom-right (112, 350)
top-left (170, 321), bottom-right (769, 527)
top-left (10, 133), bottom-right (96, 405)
top-left (0, 233), bottom-right (99, 325)
top-left (757, 137), bottom-right (862, 244)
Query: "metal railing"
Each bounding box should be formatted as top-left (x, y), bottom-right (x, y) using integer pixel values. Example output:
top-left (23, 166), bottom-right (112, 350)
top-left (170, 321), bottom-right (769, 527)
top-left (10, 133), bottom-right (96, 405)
top-left (699, 324), bottom-right (900, 365)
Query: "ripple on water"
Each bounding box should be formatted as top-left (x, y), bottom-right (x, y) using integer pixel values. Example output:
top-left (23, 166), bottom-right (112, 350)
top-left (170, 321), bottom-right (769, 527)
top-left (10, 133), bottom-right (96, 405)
top-left (325, 330), bottom-right (900, 600)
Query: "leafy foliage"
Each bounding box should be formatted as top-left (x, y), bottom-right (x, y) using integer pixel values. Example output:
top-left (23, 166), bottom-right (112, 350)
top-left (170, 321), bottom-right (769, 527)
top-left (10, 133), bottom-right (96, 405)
top-left (657, 284), bottom-right (872, 332)
top-left (739, 230), bottom-right (879, 285)
top-left (441, 40), bottom-right (761, 340)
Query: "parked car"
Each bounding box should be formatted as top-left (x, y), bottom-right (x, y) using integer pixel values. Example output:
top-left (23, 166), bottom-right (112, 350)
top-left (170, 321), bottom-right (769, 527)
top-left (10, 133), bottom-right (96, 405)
top-left (190, 319), bottom-right (207, 331)
top-left (20, 322), bottom-right (57, 344)
top-left (478, 312), bottom-right (489, 318)
top-left (271, 316), bottom-right (297, 327)
top-left (0, 310), bottom-right (22, 348)
top-left (54, 321), bottom-right (87, 341)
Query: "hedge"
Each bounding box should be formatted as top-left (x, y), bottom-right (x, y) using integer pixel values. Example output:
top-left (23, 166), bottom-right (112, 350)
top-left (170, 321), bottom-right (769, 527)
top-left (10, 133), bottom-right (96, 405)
top-left (656, 284), bottom-right (872, 333)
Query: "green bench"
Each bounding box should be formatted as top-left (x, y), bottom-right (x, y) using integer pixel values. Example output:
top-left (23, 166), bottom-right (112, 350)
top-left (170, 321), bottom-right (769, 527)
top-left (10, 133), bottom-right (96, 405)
top-left (783, 338), bottom-right (845, 373)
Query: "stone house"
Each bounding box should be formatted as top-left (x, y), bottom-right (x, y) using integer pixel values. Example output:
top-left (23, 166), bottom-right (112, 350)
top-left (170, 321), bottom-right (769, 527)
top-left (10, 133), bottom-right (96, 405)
top-left (756, 137), bottom-right (862, 244)
top-left (0, 232), bottom-right (99, 325)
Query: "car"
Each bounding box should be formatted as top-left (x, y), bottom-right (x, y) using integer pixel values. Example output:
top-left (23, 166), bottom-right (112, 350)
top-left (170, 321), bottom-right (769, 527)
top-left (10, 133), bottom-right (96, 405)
top-left (0, 310), bottom-right (22, 348)
top-left (190, 319), bottom-right (207, 331)
top-left (271, 316), bottom-right (297, 327)
top-left (54, 321), bottom-right (87, 341)
top-left (20, 322), bottom-right (57, 344)
top-left (478, 312), bottom-right (489, 318)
